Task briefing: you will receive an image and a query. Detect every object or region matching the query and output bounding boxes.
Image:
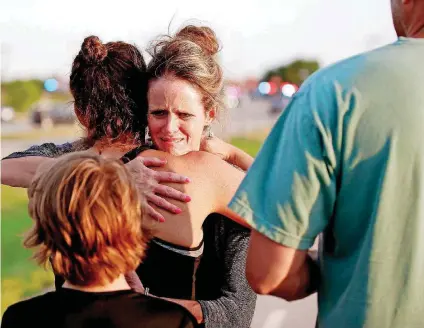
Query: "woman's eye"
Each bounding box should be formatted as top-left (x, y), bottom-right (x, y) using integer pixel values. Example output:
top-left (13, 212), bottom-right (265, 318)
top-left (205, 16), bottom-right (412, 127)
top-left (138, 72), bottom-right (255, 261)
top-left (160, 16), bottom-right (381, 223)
top-left (150, 110), bottom-right (167, 117)
top-left (179, 113), bottom-right (192, 119)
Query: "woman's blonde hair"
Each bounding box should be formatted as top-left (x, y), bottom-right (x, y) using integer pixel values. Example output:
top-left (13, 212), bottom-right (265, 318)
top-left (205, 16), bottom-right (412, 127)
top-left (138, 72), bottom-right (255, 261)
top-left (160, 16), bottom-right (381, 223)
top-left (24, 151), bottom-right (148, 286)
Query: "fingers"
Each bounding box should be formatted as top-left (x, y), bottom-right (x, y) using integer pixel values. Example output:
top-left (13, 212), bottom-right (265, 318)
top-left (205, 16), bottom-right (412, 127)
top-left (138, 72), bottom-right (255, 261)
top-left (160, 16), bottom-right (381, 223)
top-left (155, 171), bottom-right (190, 183)
top-left (145, 204), bottom-right (165, 223)
top-left (153, 184), bottom-right (191, 202)
top-left (146, 193), bottom-right (182, 215)
top-left (140, 156), bottom-right (167, 167)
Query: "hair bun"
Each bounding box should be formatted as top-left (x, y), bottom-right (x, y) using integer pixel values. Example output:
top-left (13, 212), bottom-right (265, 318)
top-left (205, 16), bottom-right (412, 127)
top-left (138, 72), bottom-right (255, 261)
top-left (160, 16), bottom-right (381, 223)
top-left (81, 36), bottom-right (108, 64)
top-left (176, 25), bottom-right (220, 56)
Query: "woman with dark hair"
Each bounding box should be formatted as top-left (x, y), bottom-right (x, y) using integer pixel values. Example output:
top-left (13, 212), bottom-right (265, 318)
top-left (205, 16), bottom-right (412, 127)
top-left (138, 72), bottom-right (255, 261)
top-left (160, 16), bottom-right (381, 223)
top-left (2, 30), bottom-right (256, 327)
top-left (2, 36), bottom-right (189, 221)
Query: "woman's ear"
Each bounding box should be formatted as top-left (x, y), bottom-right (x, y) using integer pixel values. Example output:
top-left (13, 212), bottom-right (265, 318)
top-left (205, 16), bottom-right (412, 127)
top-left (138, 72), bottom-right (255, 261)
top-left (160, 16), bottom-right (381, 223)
top-left (205, 107), bottom-right (217, 125)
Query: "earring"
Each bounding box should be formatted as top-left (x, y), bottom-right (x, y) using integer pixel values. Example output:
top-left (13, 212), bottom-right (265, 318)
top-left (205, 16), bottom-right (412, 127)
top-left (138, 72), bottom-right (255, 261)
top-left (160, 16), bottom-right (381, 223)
top-left (145, 127), bottom-right (153, 147)
top-left (203, 125), bottom-right (214, 139)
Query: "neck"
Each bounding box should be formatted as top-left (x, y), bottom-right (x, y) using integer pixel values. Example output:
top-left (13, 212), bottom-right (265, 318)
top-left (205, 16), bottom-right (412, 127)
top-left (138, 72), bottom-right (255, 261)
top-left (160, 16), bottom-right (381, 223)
top-left (92, 135), bottom-right (141, 158)
top-left (406, 14), bottom-right (424, 38)
top-left (413, 26), bottom-right (424, 38)
top-left (62, 274), bottom-right (131, 293)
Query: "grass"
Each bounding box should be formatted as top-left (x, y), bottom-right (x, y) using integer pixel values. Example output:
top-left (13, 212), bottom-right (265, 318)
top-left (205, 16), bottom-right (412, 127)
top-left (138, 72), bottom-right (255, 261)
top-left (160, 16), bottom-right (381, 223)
top-left (0, 131), bottom-right (268, 314)
top-left (230, 137), bottom-right (264, 157)
top-left (1, 186), bottom-right (54, 313)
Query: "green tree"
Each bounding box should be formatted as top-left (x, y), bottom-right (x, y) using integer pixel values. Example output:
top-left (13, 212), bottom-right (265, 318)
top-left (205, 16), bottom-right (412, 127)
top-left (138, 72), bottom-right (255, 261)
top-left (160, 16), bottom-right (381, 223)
top-left (1, 79), bottom-right (44, 112)
top-left (263, 59), bottom-right (320, 86)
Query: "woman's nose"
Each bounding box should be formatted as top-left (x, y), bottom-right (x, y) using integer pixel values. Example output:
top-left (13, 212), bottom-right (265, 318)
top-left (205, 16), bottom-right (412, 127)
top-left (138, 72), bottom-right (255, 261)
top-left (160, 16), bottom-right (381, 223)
top-left (164, 115), bottom-right (179, 133)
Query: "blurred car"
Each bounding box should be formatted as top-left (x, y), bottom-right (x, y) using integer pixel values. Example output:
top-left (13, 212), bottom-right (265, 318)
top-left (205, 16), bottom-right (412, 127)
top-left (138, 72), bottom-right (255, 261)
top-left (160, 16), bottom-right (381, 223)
top-left (269, 95), bottom-right (291, 115)
top-left (48, 103), bottom-right (76, 124)
top-left (1, 106), bottom-right (16, 122)
top-left (31, 102), bottom-right (76, 127)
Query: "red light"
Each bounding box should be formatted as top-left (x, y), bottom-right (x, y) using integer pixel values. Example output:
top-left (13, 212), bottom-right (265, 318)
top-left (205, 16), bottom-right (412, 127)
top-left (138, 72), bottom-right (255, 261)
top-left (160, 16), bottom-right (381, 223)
top-left (268, 82), bottom-right (277, 95)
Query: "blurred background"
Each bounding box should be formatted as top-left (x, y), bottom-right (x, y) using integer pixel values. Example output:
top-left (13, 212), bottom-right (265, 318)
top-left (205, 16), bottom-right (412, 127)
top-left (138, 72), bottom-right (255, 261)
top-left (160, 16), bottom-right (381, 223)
top-left (1, 0), bottom-right (397, 326)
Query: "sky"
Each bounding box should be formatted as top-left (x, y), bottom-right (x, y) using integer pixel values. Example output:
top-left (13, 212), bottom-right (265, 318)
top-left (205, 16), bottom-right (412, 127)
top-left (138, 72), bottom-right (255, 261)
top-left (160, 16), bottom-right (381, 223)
top-left (0, 0), bottom-right (397, 81)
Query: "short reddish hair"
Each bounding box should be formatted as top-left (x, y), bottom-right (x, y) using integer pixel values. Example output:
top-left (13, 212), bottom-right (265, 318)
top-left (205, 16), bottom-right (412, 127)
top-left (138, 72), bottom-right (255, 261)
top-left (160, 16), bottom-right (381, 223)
top-left (25, 151), bottom-right (149, 286)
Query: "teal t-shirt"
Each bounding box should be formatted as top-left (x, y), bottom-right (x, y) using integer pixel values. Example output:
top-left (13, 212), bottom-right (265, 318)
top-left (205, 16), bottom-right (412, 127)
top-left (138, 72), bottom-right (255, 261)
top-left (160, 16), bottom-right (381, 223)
top-left (229, 38), bottom-right (424, 328)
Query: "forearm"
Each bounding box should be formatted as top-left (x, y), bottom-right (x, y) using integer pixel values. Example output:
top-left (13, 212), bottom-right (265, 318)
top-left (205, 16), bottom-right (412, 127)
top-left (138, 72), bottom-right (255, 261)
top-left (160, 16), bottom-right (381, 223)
top-left (162, 298), bottom-right (204, 324)
top-left (1, 157), bottom-right (54, 188)
top-left (202, 137), bottom-right (253, 172)
top-left (197, 220), bottom-right (256, 328)
top-left (270, 254), bottom-right (319, 301)
top-left (226, 144), bottom-right (254, 171)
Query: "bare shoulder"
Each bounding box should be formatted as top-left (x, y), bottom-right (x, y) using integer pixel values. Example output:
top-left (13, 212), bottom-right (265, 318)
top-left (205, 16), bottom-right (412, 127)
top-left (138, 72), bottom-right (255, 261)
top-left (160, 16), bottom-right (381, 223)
top-left (140, 150), bottom-right (243, 181)
top-left (181, 151), bottom-right (230, 167)
top-left (141, 149), bottom-right (170, 159)
top-left (182, 151), bottom-right (245, 185)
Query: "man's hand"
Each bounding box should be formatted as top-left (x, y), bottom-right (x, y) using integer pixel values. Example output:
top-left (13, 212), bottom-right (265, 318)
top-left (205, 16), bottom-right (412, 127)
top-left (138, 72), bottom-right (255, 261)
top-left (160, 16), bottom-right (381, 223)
top-left (125, 156), bottom-right (191, 222)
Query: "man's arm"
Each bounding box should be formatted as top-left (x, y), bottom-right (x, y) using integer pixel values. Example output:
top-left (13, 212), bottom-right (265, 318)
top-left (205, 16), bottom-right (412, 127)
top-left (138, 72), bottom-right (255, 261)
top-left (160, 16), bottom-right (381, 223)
top-left (227, 85), bottom-right (338, 302)
top-left (246, 230), bottom-right (319, 300)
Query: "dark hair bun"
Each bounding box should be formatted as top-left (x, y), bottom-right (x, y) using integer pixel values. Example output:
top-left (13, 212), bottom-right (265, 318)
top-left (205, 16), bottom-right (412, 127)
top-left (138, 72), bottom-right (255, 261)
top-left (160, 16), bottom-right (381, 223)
top-left (81, 36), bottom-right (108, 64)
top-left (176, 25), bottom-right (220, 56)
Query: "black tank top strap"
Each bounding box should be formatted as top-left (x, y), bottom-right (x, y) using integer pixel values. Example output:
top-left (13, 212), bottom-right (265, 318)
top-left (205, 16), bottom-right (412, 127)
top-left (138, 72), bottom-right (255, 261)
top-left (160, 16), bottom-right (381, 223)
top-left (120, 145), bottom-right (151, 164)
top-left (153, 237), bottom-right (204, 252)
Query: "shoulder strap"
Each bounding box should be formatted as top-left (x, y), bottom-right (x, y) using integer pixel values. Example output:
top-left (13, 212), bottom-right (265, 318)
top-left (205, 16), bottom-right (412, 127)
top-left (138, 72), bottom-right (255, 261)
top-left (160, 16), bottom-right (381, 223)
top-left (120, 145), bottom-right (151, 164)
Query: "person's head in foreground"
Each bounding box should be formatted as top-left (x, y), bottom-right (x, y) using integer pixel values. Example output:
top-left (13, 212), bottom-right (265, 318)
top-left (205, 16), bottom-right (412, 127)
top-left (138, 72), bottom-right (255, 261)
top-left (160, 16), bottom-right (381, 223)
top-left (391, 0), bottom-right (424, 37)
top-left (146, 25), bottom-right (225, 155)
top-left (25, 151), bottom-right (147, 287)
top-left (1, 152), bottom-right (199, 328)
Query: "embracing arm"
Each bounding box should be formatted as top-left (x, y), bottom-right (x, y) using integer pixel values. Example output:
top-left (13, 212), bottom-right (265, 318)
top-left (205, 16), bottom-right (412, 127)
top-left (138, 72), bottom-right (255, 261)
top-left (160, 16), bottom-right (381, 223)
top-left (197, 220), bottom-right (257, 328)
top-left (1, 142), bottom-right (74, 188)
top-left (161, 299), bottom-right (204, 324)
top-left (165, 223), bottom-right (257, 327)
top-left (123, 272), bottom-right (204, 324)
top-left (200, 136), bottom-right (253, 172)
top-left (1, 156), bottom-right (54, 188)
top-left (226, 143), bottom-right (254, 171)
top-left (2, 143), bottom-right (190, 219)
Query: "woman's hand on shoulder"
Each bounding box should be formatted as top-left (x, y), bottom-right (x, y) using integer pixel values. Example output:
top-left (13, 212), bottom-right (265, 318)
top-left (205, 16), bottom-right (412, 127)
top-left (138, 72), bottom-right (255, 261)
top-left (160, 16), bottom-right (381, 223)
top-left (125, 155), bottom-right (191, 222)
